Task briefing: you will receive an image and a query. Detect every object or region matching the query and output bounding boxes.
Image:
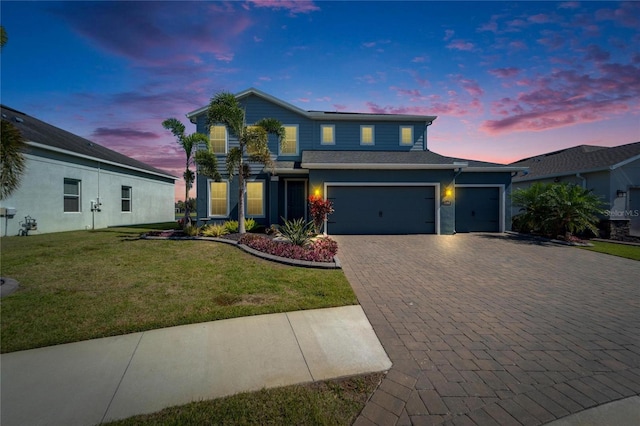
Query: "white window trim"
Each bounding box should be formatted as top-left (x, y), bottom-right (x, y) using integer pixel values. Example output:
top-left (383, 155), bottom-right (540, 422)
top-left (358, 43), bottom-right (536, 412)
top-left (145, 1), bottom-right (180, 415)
top-left (208, 179), bottom-right (230, 218)
top-left (320, 124), bottom-right (335, 145)
top-left (280, 124), bottom-right (299, 156)
top-left (121, 186), bottom-right (132, 213)
top-left (400, 126), bottom-right (413, 146)
top-left (210, 125), bottom-right (228, 155)
top-left (63, 178), bottom-right (81, 213)
top-left (360, 125), bottom-right (375, 146)
top-left (245, 180), bottom-right (266, 218)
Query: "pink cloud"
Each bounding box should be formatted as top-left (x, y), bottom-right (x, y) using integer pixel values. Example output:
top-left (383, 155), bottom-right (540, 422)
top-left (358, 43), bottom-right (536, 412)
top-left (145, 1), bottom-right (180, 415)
top-left (446, 40), bottom-right (475, 51)
top-left (245, 0), bottom-right (320, 14)
top-left (528, 14), bottom-right (552, 24)
top-left (488, 67), bottom-right (520, 78)
top-left (444, 29), bottom-right (455, 40)
top-left (584, 44), bottom-right (610, 63)
top-left (481, 62), bottom-right (640, 134)
top-left (559, 2), bottom-right (580, 9)
top-left (451, 75), bottom-right (484, 97)
top-left (595, 2), bottom-right (640, 29)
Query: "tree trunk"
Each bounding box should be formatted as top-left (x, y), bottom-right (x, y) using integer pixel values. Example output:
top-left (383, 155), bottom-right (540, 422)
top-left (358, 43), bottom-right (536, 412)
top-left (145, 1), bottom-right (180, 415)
top-left (238, 161), bottom-right (246, 234)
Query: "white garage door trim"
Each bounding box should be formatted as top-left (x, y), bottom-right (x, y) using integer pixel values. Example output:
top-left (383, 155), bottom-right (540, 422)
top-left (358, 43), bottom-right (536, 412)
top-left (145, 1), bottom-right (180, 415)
top-left (454, 184), bottom-right (505, 232)
top-left (323, 182), bottom-right (441, 235)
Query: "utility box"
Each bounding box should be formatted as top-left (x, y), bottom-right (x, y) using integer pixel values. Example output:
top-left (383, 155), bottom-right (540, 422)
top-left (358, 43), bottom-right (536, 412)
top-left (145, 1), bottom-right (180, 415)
top-left (0, 207), bottom-right (17, 218)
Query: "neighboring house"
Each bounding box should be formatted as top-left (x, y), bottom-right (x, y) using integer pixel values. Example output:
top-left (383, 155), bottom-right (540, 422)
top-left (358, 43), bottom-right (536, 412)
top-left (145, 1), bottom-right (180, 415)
top-left (0, 105), bottom-right (176, 236)
top-left (187, 88), bottom-right (524, 235)
top-left (511, 142), bottom-right (640, 240)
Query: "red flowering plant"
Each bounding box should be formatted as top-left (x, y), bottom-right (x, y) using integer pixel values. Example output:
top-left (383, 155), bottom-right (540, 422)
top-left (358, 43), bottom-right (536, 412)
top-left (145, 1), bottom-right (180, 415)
top-left (308, 194), bottom-right (334, 234)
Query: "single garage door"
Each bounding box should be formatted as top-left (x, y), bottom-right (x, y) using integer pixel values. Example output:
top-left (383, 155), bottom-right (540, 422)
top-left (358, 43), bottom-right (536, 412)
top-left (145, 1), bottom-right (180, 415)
top-left (455, 186), bottom-right (500, 232)
top-left (327, 185), bottom-right (436, 234)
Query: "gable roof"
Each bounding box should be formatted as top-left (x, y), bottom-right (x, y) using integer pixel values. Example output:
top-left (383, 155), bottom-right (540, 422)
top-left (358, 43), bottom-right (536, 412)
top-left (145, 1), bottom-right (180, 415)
top-left (301, 150), bottom-right (525, 172)
top-left (1, 105), bottom-right (176, 180)
top-left (511, 142), bottom-right (640, 181)
top-left (187, 87), bottom-right (437, 123)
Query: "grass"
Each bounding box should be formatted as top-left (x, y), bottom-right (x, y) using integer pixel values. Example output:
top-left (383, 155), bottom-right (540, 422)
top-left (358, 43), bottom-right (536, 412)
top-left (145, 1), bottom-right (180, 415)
top-left (0, 223), bottom-right (357, 353)
top-left (105, 373), bottom-right (383, 426)
top-left (579, 240), bottom-right (640, 261)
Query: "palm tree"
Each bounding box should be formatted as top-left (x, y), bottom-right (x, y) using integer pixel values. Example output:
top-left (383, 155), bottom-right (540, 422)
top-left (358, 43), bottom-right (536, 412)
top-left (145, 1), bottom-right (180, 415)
top-left (162, 118), bottom-right (209, 226)
top-left (512, 182), bottom-right (604, 238)
top-left (207, 92), bottom-right (284, 234)
top-left (1, 119), bottom-right (27, 200)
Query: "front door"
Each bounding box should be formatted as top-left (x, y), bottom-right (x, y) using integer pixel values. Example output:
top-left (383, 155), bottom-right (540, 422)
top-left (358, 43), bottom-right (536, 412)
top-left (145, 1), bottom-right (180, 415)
top-left (286, 180), bottom-right (307, 221)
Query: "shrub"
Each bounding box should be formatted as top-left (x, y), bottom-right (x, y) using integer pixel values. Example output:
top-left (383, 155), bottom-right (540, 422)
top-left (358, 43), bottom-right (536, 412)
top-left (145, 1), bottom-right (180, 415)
top-left (308, 194), bottom-right (334, 233)
top-left (512, 182), bottom-right (604, 238)
top-left (277, 217), bottom-right (316, 246)
top-left (224, 219), bottom-right (258, 233)
top-left (201, 224), bottom-right (229, 237)
top-left (244, 218), bottom-right (258, 232)
top-left (224, 220), bottom-right (239, 233)
top-left (184, 224), bottom-right (200, 236)
top-left (238, 234), bottom-right (338, 263)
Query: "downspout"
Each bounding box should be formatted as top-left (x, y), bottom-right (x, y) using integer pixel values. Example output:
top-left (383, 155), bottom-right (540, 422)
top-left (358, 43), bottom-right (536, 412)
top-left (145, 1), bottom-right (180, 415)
top-left (423, 120), bottom-right (433, 151)
top-left (451, 167), bottom-right (464, 234)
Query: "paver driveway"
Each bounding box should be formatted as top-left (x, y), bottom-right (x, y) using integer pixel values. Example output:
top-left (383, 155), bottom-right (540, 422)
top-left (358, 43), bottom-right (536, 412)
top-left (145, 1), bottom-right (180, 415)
top-left (335, 234), bottom-right (639, 426)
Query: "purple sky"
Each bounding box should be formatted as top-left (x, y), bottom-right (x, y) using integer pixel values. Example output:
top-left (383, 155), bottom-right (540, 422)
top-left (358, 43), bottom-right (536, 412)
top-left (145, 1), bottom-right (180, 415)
top-left (2, 1), bottom-right (639, 201)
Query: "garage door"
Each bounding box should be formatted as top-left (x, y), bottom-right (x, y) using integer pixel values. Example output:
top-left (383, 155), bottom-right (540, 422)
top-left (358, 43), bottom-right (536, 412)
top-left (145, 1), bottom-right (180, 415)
top-left (327, 185), bottom-right (436, 234)
top-left (455, 187), bottom-right (500, 232)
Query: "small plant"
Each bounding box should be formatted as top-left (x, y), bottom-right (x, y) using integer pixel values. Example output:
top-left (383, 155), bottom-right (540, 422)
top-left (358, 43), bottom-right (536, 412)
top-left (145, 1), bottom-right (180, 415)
top-left (201, 224), bottom-right (229, 237)
top-left (224, 219), bottom-right (258, 233)
top-left (308, 194), bottom-right (334, 234)
top-left (278, 217), bottom-right (315, 246)
top-left (224, 220), bottom-right (239, 233)
top-left (184, 223), bottom-right (200, 236)
top-left (244, 218), bottom-right (258, 232)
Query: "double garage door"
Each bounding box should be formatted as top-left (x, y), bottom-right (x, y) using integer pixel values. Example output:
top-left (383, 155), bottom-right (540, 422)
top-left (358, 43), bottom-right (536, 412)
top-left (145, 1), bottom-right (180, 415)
top-left (326, 184), bottom-right (502, 234)
top-left (327, 185), bottom-right (436, 235)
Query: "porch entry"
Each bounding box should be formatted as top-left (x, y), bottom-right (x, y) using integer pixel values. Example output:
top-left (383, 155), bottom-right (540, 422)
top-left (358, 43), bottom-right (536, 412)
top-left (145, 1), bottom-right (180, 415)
top-left (285, 179), bottom-right (307, 221)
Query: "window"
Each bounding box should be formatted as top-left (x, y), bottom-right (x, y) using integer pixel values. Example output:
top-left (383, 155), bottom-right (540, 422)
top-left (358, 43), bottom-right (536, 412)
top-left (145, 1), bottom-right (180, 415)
top-left (246, 181), bottom-right (264, 217)
top-left (400, 126), bottom-right (413, 145)
top-left (281, 125), bottom-right (298, 155)
top-left (321, 125), bottom-right (335, 145)
top-left (360, 125), bottom-right (374, 145)
top-left (209, 125), bottom-right (227, 154)
top-left (64, 178), bottom-right (81, 212)
top-left (121, 186), bottom-right (132, 212)
top-left (209, 181), bottom-right (228, 216)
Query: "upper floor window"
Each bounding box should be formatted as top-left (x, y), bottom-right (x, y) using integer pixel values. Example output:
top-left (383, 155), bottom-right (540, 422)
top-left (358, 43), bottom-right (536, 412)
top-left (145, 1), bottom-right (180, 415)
top-left (64, 178), bottom-right (81, 212)
top-left (209, 181), bottom-right (228, 217)
top-left (246, 181), bottom-right (265, 217)
top-left (121, 186), bottom-right (132, 212)
top-left (400, 126), bottom-right (413, 145)
top-left (360, 125), bottom-right (375, 145)
top-left (321, 125), bottom-right (335, 145)
top-left (209, 125), bottom-right (227, 154)
top-left (281, 125), bottom-right (298, 155)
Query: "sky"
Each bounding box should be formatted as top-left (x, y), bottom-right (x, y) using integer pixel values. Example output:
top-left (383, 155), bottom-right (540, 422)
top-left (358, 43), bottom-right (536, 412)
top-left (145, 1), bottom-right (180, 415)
top-left (1, 1), bottom-right (639, 201)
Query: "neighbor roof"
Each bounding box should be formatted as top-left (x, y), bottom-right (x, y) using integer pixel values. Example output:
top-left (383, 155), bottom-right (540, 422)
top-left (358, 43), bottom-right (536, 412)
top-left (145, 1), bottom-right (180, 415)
top-left (1, 105), bottom-right (176, 180)
top-left (301, 150), bottom-right (525, 172)
top-left (186, 87), bottom-right (438, 123)
top-left (511, 142), bottom-right (640, 181)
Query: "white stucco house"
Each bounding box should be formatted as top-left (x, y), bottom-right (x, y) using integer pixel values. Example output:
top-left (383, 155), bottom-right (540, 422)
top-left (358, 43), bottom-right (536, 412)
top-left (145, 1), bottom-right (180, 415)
top-left (1, 105), bottom-right (176, 236)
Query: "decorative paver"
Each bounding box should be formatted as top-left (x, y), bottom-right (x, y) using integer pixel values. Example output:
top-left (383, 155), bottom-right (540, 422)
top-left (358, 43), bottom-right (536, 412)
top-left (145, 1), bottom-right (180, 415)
top-left (335, 234), bottom-right (639, 425)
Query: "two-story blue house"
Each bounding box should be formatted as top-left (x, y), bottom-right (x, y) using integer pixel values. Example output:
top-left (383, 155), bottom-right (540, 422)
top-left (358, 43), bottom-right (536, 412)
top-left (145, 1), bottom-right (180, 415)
top-left (187, 88), bottom-right (524, 235)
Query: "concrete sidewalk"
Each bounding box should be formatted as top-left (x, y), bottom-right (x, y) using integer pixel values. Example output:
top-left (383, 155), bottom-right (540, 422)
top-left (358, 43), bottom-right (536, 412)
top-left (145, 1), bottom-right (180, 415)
top-left (1, 305), bottom-right (391, 426)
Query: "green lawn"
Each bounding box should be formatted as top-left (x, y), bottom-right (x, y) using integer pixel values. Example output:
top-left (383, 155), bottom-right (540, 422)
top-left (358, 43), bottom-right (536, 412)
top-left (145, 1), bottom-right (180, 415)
top-left (0, 224), bottom-right (357, 353)
top-left (580, 241), bottom-right (640, 261)
top-left (105, 373), bottom-right (383, 426)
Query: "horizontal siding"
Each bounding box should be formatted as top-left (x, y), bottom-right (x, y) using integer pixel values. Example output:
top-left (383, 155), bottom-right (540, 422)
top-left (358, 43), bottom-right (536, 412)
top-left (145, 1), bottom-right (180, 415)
top-left (192, 95), bottom-right (429, 161)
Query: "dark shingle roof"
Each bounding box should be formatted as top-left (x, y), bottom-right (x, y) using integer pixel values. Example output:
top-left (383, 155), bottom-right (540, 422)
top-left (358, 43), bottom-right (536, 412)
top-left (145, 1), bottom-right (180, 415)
top-left (1, 105), bottom-right (176, 179)
top-left (511, 142), bottom-right (640, 181)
